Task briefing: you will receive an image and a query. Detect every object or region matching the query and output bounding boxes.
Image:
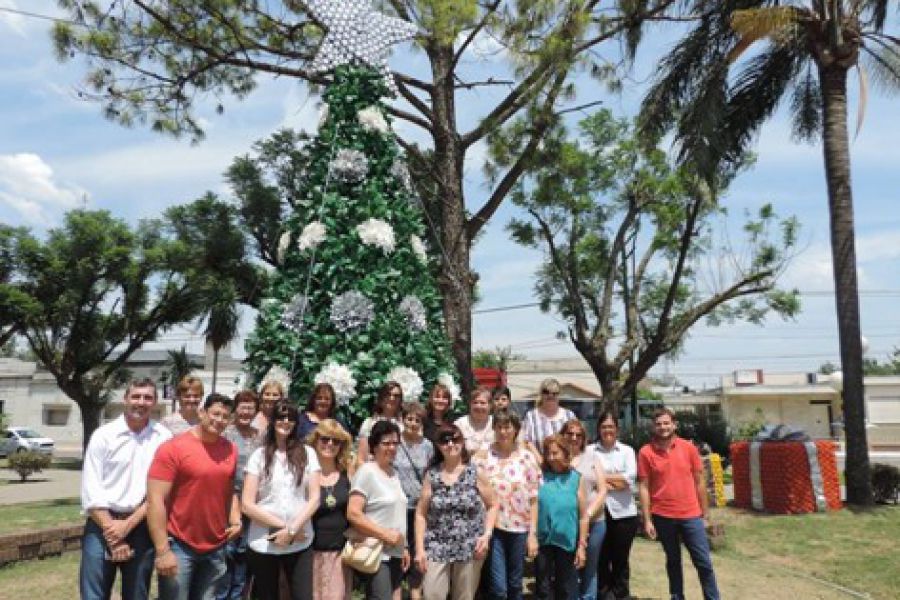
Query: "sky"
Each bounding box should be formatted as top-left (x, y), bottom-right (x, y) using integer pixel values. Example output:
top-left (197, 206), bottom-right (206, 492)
top-left (2, 1), bottom-right (900, 389)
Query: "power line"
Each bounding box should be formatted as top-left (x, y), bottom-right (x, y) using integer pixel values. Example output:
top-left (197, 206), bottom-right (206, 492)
top-left (0, 6), bottom-right (80, 26)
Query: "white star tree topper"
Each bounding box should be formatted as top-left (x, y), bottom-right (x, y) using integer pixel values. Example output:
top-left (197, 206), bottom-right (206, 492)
top-left (305, 0), bottom-right (419, 93)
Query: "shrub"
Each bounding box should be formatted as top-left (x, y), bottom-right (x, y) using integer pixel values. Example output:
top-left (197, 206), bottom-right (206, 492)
top-left (675, 411), bottom-right (732, 460)
top-left (732, 407), bottom-right (767, 441)
top-left (8, 451), bottom-right (52, 482)
top-left (871, 463), bottom-right (900, 504)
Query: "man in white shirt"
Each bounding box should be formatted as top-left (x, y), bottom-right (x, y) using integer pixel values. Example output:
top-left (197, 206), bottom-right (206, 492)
top-left (80, 377), bottom-right (172, 600)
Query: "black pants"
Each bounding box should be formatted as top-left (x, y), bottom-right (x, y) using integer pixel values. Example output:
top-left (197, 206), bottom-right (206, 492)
top-left (534, 545), bottom-right (577, 600)
top-left (598, 512), bottom-right (639, 599)
top-left (246, 547), bottom-right (312, 600)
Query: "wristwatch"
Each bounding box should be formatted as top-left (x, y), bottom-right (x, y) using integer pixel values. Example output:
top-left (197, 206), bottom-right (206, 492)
top-left (287, 526), bottom-right (297, 537)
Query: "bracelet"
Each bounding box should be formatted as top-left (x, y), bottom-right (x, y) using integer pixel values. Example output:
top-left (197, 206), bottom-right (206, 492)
top-left (287, 526), bottom-right (297, 537)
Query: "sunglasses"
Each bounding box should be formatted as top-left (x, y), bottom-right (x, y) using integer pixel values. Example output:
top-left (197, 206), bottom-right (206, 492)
top-left (564, 431), bottom-right (584, 438)
top-left (438, 435), bottom-right (463, 447)
top-left (317, 436), bottom-right (343, 446)
top-left (275, 415), bottom-right (296, 423)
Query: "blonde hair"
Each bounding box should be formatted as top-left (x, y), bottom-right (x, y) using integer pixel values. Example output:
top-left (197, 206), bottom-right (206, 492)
top-left (259, 380), bottom-right (286, 398)
top-left (176, 376), bottom-right (204, 398)
top-left (308, 419), bottom-right (353, 474)
top-left (536, 378), bottom-right (560, 407)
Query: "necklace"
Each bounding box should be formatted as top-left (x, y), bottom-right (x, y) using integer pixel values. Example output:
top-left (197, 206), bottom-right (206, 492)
top-left (321, 470), bottom-right (340, 508)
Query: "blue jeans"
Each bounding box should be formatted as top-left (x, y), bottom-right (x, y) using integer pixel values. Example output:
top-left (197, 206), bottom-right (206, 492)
top-left (214, 527), bottom-right (248, 600)
top-left (652, 516), bottom-right (720, 600)
top-left (487, 529), bottom-right (527, 600)
top-left (158, 537), bottom-right (228, 600)
top-left (578, 519), bottom-right (607, 600)
top-left (79, 517), bottom-right (155, 600)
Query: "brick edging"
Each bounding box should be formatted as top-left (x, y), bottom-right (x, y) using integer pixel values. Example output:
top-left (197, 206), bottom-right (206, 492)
top-left (0, 524), bottom-right (83, 566)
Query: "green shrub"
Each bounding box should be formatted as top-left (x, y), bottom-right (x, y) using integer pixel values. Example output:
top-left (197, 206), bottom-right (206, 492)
top-left (8, 451), bottom-right (52, 482)
top-left (732, 407), bottom-right (767, 441)
top-left (871, 463), bottom-right (900, 504)
top-left (674, 411), bottom-right (732, 460)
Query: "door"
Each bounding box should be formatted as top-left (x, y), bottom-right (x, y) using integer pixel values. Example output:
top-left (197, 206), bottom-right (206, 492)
top-left (807, 401), bottom-right (833, 439)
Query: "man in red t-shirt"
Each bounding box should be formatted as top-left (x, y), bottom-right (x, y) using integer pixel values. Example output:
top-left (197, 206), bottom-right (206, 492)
top-left (638, 408), bottom-right (720, 600)
top-left (147, 393), bottom-right (241, 600)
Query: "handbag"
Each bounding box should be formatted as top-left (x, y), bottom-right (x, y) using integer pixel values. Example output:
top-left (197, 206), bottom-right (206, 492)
top-left (340, 535), bottom-right (383, 574)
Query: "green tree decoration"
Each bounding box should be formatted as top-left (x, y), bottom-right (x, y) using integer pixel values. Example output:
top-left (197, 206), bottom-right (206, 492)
top-left (244, 65), bottom-right (458, 428)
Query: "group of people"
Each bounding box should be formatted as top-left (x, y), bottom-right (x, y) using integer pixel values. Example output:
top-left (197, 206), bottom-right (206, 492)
top-left (80, 374), bottom-right (720, 600)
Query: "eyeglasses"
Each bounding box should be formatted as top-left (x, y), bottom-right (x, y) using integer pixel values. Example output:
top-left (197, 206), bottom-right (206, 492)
top-left (275, 415), bottom-right (296, 423)
top-left (438, 436), bottom-right (463, 447)
top-left (317, 436), bottom-right (342, 446)
top-left (564, 431), bottom-right (584, 439)
top-left (403, 416), bottom-right (422, 423)
top-left (541, 390), bottom-right (560, 396)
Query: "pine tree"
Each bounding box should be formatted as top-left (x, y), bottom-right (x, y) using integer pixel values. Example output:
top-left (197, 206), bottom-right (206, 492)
top-left (244, 66), bottom-right (458, 428)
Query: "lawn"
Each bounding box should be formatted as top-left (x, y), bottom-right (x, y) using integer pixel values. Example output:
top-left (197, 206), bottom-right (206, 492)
top-left (0, 497), bottom-right (82, 535)
top-left (0, 505), bottom-right (896, 599)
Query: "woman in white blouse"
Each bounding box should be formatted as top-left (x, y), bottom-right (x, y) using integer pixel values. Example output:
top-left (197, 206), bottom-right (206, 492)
top-left (242, 401), bottom-right (321, 600)
top-left (592, 410), bottom-right (638, 600)
top-left (522, 378), bottom-right (576, 456)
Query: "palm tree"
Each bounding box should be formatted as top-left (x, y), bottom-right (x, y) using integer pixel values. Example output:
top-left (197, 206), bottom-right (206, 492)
top-left (164, 345), bottom-right (200, 410)
top-left (204, 287), bottom-right (240, 394)
top-left (638, 0), bottom-right (899, 505)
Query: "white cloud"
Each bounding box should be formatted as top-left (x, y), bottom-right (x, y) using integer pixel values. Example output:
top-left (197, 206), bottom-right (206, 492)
top-left (0, 153), bottom-right (87, 223)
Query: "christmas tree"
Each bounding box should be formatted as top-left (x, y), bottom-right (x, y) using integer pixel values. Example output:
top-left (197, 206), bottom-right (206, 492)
top-left (244, 65), bottom-right (458, 427)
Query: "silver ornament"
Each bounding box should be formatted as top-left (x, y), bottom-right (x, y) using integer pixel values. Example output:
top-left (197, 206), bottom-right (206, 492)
top-left (399, 295), bottom-right (428, 332)
top-left (329, 148), bottom-right (369, 184)
top-left (330, 290), bottom-right (375, 332)
top-left (281, 294), bottom-right (309, 333)
top-left (305, 0), bottom-right (419, 95)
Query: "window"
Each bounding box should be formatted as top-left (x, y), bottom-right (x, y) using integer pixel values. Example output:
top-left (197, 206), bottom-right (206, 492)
top-left (43, 406), bottom-right (71, 426)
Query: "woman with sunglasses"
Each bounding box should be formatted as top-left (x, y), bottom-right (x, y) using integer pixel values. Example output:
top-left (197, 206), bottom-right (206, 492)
top-left (561, 419), bottom-right (608, 600)
top-left (522, 379), bottom-right (576, 456)
top-left (473, 409), bottom-right (541, 600)
top-left (357, 381), bottom-right (404, 466)
top-left (347, 420), bottom-right (409, 600)
top-left (242, 401), bottom-right (321, 599)
top-left (395, 402), bottom-right (433, 600)
top-left (309, 419), bottom-right (354, 600)
top-left (423, 384), bottom-right (457, 443)
top-left (414, 424), bottom-right (497, 600)
top-left (297, 383), bottom-right (349, 441)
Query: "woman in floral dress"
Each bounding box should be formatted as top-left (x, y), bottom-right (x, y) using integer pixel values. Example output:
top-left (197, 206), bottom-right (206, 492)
top-left (473, 409), bottom-right (542, 600)
top-left (414, 424), bottom-right (496, 600)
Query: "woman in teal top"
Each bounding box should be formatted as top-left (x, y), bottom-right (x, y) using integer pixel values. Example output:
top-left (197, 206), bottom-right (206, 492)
top-left (529, 433), bottom-right (590, 599)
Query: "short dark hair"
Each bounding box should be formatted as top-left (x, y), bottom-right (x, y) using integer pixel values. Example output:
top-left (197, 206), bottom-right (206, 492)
top-left (430, 424), bottom-right (470, 467)
top-left (492, 409), bottom-right (521, 434)
top-left (492, 386), bottom-right (511, 401)
top-left (203, 393), bottom-right (234, 411)
top-left (652, 407), bottom-right (676, 422)
top-left (368, 419), bottom-right (401, 448)
top-left (596, 409), bottom-right (619, 429)
top-left (233, 390), bottom-right (259, 411)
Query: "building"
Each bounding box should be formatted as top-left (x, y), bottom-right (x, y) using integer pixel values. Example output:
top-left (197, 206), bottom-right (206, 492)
top-left (0, 343), bottom-right (244, 450)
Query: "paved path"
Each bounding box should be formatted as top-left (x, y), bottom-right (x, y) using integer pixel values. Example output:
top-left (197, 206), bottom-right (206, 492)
top-left (0, 468), bottom-right (81, 505)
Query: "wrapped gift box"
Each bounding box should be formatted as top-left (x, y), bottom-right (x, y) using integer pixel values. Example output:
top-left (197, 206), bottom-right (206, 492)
top-left (731, 440), bottom-right (841, 514)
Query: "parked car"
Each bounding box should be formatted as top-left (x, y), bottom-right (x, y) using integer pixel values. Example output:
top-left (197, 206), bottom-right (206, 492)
top-left (0, 427), bottom-right (55, 457)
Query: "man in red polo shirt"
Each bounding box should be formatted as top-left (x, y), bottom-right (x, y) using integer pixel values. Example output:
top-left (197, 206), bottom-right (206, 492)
top-left (638, 408), bottom-right (720, 600)
top-left (147, 393), bottom-right (242, 600)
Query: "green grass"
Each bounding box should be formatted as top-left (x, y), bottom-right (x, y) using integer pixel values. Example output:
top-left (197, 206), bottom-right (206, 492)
top-left (711, 505), bottom-right (900, 599)
top-left (0, 505), bottom-right (897, 599)
top-left (0, 497), bottom-right (83, 535)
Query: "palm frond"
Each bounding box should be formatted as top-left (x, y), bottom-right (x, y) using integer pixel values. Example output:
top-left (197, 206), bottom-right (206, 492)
top-left (717, 39), bottom-right (807, 167)
top-left (859, 0), bottom-right (890, 31)
top-left (790, 67), bottom-right (822, 143)
top-left (728, 6), bottom-right (802, 63)
top-left (860, 39), bottom-right (900, 95)
top-left (855, 63), bottom-right (869, 138)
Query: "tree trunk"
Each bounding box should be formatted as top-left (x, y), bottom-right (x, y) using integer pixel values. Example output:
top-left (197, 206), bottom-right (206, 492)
top-left (79, 401), bottom-right (102, 457)
top-left (212, 348), bottom-right (219, 393)
top-left (429, 44), bottom-right (475, 397)
top-left (818, 62), bottom-right (873, 505)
